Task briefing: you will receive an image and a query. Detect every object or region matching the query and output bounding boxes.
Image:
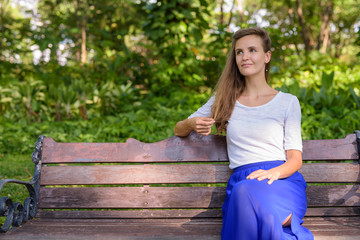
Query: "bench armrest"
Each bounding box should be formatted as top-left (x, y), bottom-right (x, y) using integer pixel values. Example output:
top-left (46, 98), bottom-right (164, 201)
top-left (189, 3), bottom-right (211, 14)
top-left (0, 135), bottom-right (45, 233)
top-left (355, 130), bottom-right (360, 160)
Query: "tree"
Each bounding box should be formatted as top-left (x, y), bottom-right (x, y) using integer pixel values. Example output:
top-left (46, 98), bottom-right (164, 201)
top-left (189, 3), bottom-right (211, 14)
top-left (0, 0), bottom-right (32, 63)
top-left (257, 0), bottom-right (359, 57)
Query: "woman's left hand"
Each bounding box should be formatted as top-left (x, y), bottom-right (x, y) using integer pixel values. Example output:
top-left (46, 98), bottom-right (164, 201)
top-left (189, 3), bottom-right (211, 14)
top-left (246, 169), bottom-right (281, 185)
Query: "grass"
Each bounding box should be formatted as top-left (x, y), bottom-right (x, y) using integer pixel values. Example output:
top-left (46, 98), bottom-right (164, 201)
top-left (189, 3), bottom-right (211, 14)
top-left (0, 153), bottom-right (35, 226)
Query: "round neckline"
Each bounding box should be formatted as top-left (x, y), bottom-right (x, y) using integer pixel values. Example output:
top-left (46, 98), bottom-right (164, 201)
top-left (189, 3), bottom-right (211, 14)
top-left (236, 91), bottom-right (282, 109)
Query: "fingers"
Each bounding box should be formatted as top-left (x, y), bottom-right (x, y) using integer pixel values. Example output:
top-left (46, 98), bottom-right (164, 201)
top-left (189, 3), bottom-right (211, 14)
top-left (246, 169), bottom-right (266, 180)
top-left (246, 169), bottom-right (280, 185)
top-left (267, 176), bottom-right (277, 185)
top-left (192, 117), bottom-right (215, 135)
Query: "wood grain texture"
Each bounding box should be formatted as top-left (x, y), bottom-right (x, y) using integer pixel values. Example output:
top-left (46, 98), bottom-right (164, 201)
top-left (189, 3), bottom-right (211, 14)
top-left (40, 163), bottom-right (360, 185)
top-left (35, 207), bottom-right (360, 219)
top-left (41, 133), bottom-right (359, 163)
top-left (38, 185), bottom-right (360, 209)
top-left (40, 164), bottom-right (232, 185)
top-left (3, 131), bottom-right (360, 238)
top-left (300, 163), bottom-right (360, 183)
top-left (302, 133), bottom-right (359, 160)
top-left (2, 217), bottom-right (360, 240)
top-left (41, 132), bottom-right (228, 163)
top-left (38, 186), bottom-right (226, 209)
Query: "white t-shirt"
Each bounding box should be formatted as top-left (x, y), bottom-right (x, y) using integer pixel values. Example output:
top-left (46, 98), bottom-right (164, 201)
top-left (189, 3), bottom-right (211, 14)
top-left (188, 91), bottom-right (302, 169)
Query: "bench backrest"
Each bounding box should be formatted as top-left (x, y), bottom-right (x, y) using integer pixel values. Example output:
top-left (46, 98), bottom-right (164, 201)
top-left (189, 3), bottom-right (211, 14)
top-left (36, 132), bottom-right (360, 219)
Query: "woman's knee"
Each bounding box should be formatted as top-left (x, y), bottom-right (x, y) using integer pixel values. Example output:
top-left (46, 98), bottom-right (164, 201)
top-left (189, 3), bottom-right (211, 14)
top-left (231, 180), bottom-right (258, 198)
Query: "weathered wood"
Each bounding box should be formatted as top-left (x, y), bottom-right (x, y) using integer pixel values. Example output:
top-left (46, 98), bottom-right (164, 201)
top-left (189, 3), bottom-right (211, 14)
top-left (300, 163), bottom-right (360, 183)
top-left (35, 207), bottom-right (360, 219)
top-left (1, 219), bottom-right (223, 240)
top-left (40, 164), bottom-right (232, 185)
top-left (302, 133), bottom-right (358, 160)
top-left (2, 132), bottom-right (360, 239)
top-left (38, 185), bottom-right (360, 209)
top-left (40, 163), bottom-right (360, 185)
top-left (41, 133), bottom-right (358, 164)
top-left (38, 187), bottom-right (225, 209)
top-left (35, 209), bottom-right (223, 219)
top-left (41, 133), bottom-right (228, 164)
top-left (307, 185), bottom-right (360, 207)
top-left (306, 207), bottom-right (360, 217)
top-left (3, 218), bottom-right (360, 240)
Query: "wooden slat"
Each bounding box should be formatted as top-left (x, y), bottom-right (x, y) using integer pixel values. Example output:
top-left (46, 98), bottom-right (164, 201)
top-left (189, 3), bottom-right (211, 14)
top-left (40, 163), bottom-right (360, 185)
top-left (38, 185), bottom-right (360, 209)
top-left (36, 209), bottom-right (223, 219)
top-left (3, 218), bottom-right (360, 240)
top-left (41, 132), bottom-right (228, 163)
top-left (38, 187), bottom-right (225, 209)
top-left (300, 163), bottom-right (360, 183)
top-left (302, 133), bottom-right (358, 160)
top-left (41, 133), bottom-right (359, 163)
top-left (40, 164), bottom-right (231, 185)
top-left (307, 185), bottom-right (360, 207)
top-left (303, 217), bottom-right (360, 240)
top-left (35, 207), bottom-right (360, 220)
top-left (1, 218), bottom-right (223, 240)
top-left (306, 207), bottom-right (360, 217)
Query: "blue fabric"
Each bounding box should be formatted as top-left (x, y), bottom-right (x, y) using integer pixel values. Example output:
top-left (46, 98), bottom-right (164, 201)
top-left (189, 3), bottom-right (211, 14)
top-left (221, 161), bottom-right (314, 240)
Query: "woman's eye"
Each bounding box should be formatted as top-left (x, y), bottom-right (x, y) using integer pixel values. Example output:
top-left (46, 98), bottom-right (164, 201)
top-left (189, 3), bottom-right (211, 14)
top-left (236, 51), bottom-right (243, 55)
top-left (250, 49), bottom-right (257, 52)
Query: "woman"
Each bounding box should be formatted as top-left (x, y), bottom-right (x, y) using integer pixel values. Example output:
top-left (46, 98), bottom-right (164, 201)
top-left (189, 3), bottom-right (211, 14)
top-left (174, 27), bottom-right (314, 239)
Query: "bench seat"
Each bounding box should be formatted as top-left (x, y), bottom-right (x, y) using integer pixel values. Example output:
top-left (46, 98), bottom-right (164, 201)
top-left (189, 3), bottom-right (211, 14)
top-left (3, 217), bottom-right (360, 240)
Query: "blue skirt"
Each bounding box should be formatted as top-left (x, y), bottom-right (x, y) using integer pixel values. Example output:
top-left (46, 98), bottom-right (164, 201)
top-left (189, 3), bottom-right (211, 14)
top-left (221, 161), bottom-right (314, 240)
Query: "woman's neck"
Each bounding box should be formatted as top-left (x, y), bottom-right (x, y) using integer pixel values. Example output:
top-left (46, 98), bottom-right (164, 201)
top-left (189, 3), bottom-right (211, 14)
top-left (243, 76), bottom-right (274, 97)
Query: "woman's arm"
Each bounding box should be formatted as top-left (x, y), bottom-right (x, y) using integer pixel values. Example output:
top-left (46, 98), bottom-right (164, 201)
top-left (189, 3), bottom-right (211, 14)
top-left (246, 149), bottom-right (302, 185)
top-left (174, 117), bottom-right (215, 137)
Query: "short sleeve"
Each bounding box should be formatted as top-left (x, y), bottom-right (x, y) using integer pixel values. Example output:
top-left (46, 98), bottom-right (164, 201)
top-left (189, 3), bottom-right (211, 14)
top-left (284, 96), bottom-right (303, 152)
top-left (187, 96), bottom-right (215, 119)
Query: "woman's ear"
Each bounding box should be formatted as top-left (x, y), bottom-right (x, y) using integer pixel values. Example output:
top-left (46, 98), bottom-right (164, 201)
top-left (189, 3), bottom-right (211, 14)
top-left (265, 51), bottom-right (271, 63)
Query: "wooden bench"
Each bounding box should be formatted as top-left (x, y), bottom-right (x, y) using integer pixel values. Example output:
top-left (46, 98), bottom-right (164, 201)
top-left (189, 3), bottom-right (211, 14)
top-left (1, 131), bottom-right (360, 239)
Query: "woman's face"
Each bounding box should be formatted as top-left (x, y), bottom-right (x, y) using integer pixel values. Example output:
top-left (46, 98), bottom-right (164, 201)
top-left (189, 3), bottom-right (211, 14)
top-left (234, 35), bottom-right (271, 79)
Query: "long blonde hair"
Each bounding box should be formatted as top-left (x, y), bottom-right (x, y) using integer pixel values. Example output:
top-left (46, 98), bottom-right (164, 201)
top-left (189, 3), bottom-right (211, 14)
top-left (211, 27), bottom-right (272, 133)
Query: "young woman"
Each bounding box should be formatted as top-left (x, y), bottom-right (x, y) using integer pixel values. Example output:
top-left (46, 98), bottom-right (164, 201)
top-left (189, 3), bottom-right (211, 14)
top-left (174, 27), bottom-right (314, 239)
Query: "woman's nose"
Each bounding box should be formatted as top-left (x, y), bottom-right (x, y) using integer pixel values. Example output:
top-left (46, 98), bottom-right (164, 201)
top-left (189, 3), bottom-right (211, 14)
top-left (242, 51), bottom-right (250, 59)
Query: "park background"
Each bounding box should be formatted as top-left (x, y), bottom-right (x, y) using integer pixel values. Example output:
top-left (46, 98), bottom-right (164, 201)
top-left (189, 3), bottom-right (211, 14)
top-left (0, 0), bottom-right (360, 224)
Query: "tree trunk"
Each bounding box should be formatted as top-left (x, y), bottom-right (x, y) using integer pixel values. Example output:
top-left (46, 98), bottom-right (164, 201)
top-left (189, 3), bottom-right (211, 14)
top-left (55, 101), bottom-right (62, 121)
top-left (295, 0), bottom-right (314, 52)
top-left (321, 26), bottom-right (330, 54)
top-left (0, 1), bottom-right (5, 60)
top-left (80, 105), bottom-right (87, 120)
top-left (80, 0), bottom-right (87, 64)
top-left (220, 0), bottom-right (224, 25)
top-left (317, 0), bottom-right (333, 53)
top-left (236, 0), bottom-right (245, 23)
top-left (227, 0), bottom-right (236, 31)
top-left (75, 0), bottom-right (81, 61)
top-left (81, 19), bottom-right (87, 64)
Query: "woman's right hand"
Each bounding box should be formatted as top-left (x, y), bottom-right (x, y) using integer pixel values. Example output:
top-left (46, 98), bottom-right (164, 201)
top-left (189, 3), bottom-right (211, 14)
top-left (189, 117), bottom-right (215, 136)
top-left (174, 117), bottom-right (215, 137)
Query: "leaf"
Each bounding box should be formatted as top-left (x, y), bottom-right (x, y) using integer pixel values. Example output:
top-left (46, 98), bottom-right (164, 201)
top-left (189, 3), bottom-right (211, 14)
top-left (349, 86), bottom-right (360, 109)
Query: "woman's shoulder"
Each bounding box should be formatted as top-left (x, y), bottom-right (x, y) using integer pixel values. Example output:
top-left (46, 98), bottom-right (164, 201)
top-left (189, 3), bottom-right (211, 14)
top-left (277, 91), bottom-right (299, 103)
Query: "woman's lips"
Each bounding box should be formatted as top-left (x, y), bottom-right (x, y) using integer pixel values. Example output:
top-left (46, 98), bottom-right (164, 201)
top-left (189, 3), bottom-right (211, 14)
top-left (241, 63), bottom-right (252, 67)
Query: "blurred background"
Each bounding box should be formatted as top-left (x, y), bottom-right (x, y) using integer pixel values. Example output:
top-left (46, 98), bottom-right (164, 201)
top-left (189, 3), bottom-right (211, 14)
top-left (0, 0), bottom-right (359, 165)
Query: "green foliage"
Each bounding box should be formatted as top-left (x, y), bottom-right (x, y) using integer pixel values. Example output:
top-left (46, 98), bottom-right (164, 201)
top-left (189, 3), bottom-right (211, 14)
top-left (140, 0), bottom-right (211, 94)
top-left (273, 54), bottom-right (360, 140)
top-left (0, 0), bottom-right (33, 63)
